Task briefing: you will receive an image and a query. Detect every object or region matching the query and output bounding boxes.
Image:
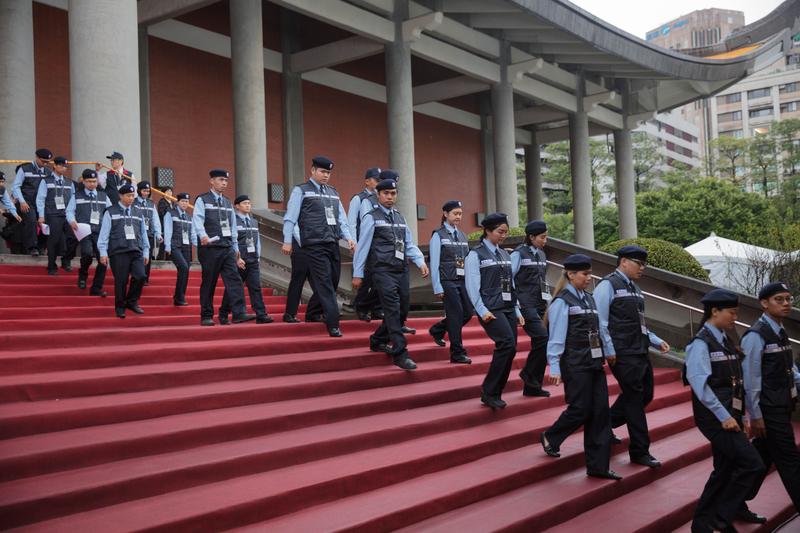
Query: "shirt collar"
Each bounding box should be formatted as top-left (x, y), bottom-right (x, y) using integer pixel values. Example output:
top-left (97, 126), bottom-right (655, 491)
top-left (208, 189), bottom-right (221, 201)
top-left (443, 222), bottom-right (456, 233)
top-left (565, 283), bottom-right (585, 299)
top-left (379, 204), bottom-right (392, 215)
top-left (52, 172), bottom-right (63, 180)
top-left (118, 202), bottom-right (131, 211)
top-left (308, 178), bottom-right (322, 190)
top-left (614, 269), bottom-right (631, 284)
top-left (703, 323), bottom-right (726, 343)
top-left (363, 187), bottom-right (373, 195)
top-left (482, 238), bottom-right (498, 253)
top-left (760, 313), bottom-right (783, 335)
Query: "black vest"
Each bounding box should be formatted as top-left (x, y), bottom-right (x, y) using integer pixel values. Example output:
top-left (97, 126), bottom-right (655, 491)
top-left (0, 184), bottom-right (5, 197)
top-left (297, 181), bottom-right (340, 246)
top-left (73, 189), bottom-right (108, 233)
top-left (366, 207), bottom-right (409, 273)
top-left (513, 244), bottom-right (548, 313)
top-left (106, 204), bottom-right (145, 256)
top-left (103, 170), bottom-right (133, 205)
top-left (433, 225), bottom-right (469, 282)
top-left (18, 162), bottom-right (50, 202)
top-left (235, 213), bottom-right (259, 261)
top-left (43, 175), bottom-right (72, 216)
top-left (353, 189), bottom-right (376, 240)
top-left (686, 327), bottom-right (744, 426)
top-left (197, 192), bottom-right (234, 248)
top-left (744, 319), bottom-right (797, 408)
top-left (555, 288), bottom-right (604, 375)
top-left (602, 271), bottom-right (650, 356)
top-left (472, 242), bottom-right (516, 312)
top-left (169, 208), bottom-right (193, 250)
top-left (135, 197), bottom-right (157, 236)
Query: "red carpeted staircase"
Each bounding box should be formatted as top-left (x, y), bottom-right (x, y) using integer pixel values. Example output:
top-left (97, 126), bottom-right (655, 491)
top-left (0, 262), bottom-right (797, 532)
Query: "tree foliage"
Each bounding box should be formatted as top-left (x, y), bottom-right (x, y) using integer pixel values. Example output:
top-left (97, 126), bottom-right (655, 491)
top-left (600, 238), bottom-right (710, 281)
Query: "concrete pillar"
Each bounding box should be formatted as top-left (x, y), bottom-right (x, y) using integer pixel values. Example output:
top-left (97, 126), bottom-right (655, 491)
top-left (524, 129), bottom-right (543, 222)
top-left (69, 0), bottom-right (141, 174)
top-left (0, 0), bottom-right (37, 175)
top-left (385, 0), bottom-right (418, 238)
top-left (569, 74), bottom-right (594, 248)
top-left (230, 0), bottom-right (268, 208)
top-left (479, 93), bottom-right (496, 215)
top-left (138, 27), bottom-right (152, 181)
top-left (281, 9), bottom-right (306, 188)
top-left (614, 127), bottom-right (637, 239)
top-left (491, 41), bottom-right (519, 227)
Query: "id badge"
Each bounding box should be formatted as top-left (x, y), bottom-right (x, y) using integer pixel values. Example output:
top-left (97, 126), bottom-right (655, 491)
top-left (456, 258), bottom-right (465, 277)
top-left (220, 217), bottom-right (232, 237)
top-left (541, 282), bottom-right (552, 301)
top-left (732, 396), bottom-right (743, 412)
top-left (246, 237), bottom-right (256, 253)
top-left (590, 331), bottom-right (603, 359)
top-left (182, 230), bottom-right (190, 245)
top-left (144, 217), bottom-right (150, 230)
top-left (325, 206), bottom-right (336, 225)
top-left (394, 240), bottom-right (405, 260)
top-left (90, 211), bottom-right (100, 225)
top-left (124, 224), bottom-right (136, 240)
top-left (55, 196), bottom-right (65, 210)
top-left (501, 278), bottom-right (512, 301)
top-left (639, 311), bottom-right (648, 335)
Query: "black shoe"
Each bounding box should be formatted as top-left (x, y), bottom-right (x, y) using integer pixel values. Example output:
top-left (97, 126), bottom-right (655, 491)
top-left (401, 326), bottom-right (416, 335)
top-left (711, 517), bottom-right (738, 532)
top-left (200, 318), bottom-right (215, 326)
top-left (305, 315), bottom-right (324, 323)
top-left (450, 354), bottom-right (472, 364)
top-left (735, 508), bottom-right (767, 524)
top-left (30, 249), bottom-right (39, 257)
top-left (218, 315), bottom-right (230, 325)
top-left (480, 394), bottom-right (507, 409)
top-left (173, 300), bottom-right (188, 306)
top-left (256, 315), bottom-right (274, 324)
top-left (393, 356), bottom-right (417, 370)
top-left (631, 454), bottom-right (661, 468)
top-left (328, 327), bottom-right (343, 337)
top-left (78, 278), bottom-right (87, 289)
top-left (232, 313), bottom-right (257, 324)
top-left (523, 387), bottom-right (551, 397)
top-left (90, 289), bottom-right (108, 298)
top-left (587, 469), bottom-right (623, 481)
top-left (47, 270), bottom-right (57, 276)
top-left (356, 312), bottom-right (371, 322)
top-left (61, 264), bottom-right (72, 272)
top-left (115, 307), bottom-right (126, 319)
top-left (125, 303), bottom-right (144, 314)
top-left (611, 433), bottom-right (623, 445)
top-left (283, 313), bottom-right (300, 323)
top-left (429, 328), bottom-right (446, 347)
top-left (370, 342), bottom-right (391, 354)
top-left (540, 433), bottom-right (560, 457)
top-left (372, 310), bottom-right (384, 320)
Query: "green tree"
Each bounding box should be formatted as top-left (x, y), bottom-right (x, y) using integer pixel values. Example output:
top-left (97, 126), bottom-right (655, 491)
top-left (632, 132), bottom-right (663, 193)
top-left (771, 118), bottom-right (800, 176)
top-left (709, 135), bottom-right (748, 185)
top-left (748, 133), bottom-right (778, 198)
top-left (540, 139), bottom-right (613, 213)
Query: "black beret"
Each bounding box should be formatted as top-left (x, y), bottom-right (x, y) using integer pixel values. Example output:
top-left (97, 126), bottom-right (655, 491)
top-left (118, 183), bottom-right (136, 195)
top-left (379, 169), bottom-right (399, 181)
top-left (106, 151), bottom-right (124, 160)
top-left (442, 200), bottom-right (462, 212)
top-left (758, 282), bottom-right (792, 300)
top-left (563, 254), bottom-right (592, 271)
top-left (312, 156), bottom-right (334, 170)
top-left (525, 220), bottom-right (547, 236)
top-left (481, 212), bottom-right (508, 230)
top-left (617, 245), bottom-right (648, 262)
top-left (375, 179), bottom-right (397, 192)
top-left (209, 169), bottom-right (229, 178)
top-left (35, 148), bottom-right (53, 160)
top-left (0, 171), bottom-right (5, 179)
top-left (176, 192), bottom-right (190, 201)
top-left (81, 169), bottom-right (97, 180)
top-left (701, 288), bottom-right (739, 309)
top-left (137, 181), bottom-right (151, 191)
top-left (234, 194), bottom-right (250, 205)
top-left (53, 156), bottom-right (68, 166)
top-left (364, 167), bottom-right (382, 180)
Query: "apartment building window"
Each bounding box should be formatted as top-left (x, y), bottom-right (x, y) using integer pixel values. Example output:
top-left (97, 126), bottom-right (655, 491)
top-left (748, 88), bottom-right (771, 100)
top-left (779, 82), bottom-right (798, 94)
top-left (749, 107), bottom-right (773, 119)
top-left (780, 101), bottom-right (800, 113)
top-left (788, 55), bottom-right (800, 66)
top-left (718, 110), bottom-right (742, 122)
top-left (716, 93), bottom-right (741, 105)
top-left (719, 129), bottom-right (744, 138)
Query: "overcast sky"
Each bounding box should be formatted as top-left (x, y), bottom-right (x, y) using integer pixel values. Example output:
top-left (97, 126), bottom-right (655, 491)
top-left (570, 0), bottom-right (784, 39)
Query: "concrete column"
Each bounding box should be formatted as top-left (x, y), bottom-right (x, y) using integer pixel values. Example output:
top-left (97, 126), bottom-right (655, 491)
top-left (0, 0), bottom-right (36, 175)
top-left (569, 73), bottom-right (594, 248)
top-left (138, 27), bottom-right (152, 181)
top-left (281, 9), bottom-right (306, 188)
top-left (491, 41), bottom-right (519, 227)
top-left (479, 93), bottom-right (496, 215)
top-left (230, 0), bottom-right (268, 208)
top-left (524, 129), bottom-right (543, 221)
top-left (69, 0), bottom-right (141, 174)
top-left (614, 128), bottom-right (637, 239)
top-left (385, 0), bottom-right (418, 238)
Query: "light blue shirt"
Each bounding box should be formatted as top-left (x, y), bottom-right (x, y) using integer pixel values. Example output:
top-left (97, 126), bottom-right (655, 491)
top-left (348, 188), bottom-right (372, 239)
top-left (192, 190), bottom-right (239, 254)
top-left (238, 213), bottom-right (261, 258)
top-left (135, 197), bottom-right (163, 241)
top-left (429, 222), bottom-right (461, 295)
top-left (594, 270), bottom-right (664, 356)
top-left (685, 323), bottom-right (739, 423)
top-left (509, 244), bottom-right (545, 278)
top-left (163, 208), bottom-right (197, 252)
top-left (282, 178), bottom-right (352, 245)
top-left (359, 193), bottom-right (380, 220)
top-left (13, 161), bottom-right (46, 202)
top-left (464, 238), bottom-right (523, 321)
top-left (65, 189), bottom-right (112, 224)
top-left (97, 202), bottom-right (150, 258)
top-left (741, 313), bottom-right (800, 420)
top-left (1, 188), bottom-right (17, 217)
top-left (36, 173), bottom-right (74, 216)
top-left (545, 284), bottom-right (608, 377)
top-left (352, 204), bottom-right (425, 278)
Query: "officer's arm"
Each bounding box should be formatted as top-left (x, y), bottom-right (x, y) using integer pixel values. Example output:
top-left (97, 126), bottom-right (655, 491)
top-left (190, 215), bottom-right (198, 246)
top-left (192, 199), bottom-right (207, 240)
top-left (230, 206), bottom-right (239, 254)
top-left (404, 225), bottom-right (424, 268)
top-left (741, 331), bottom-right (765, 420)
top-left (465, 251), bottom-right (489, 318)
top-left (255, 219), bottom-right (261, 257)
top-left (163, 213), bottom-right (173, 252)
top-left (347, 195), bottom-right (360, 237)
top-left (140, 216), bottom-right (150, 257)
top-left (352, 215), bottom-right (374, 278)
top-left (685, 339), bottom-right (732, 422)
top-left (546, 298), bottom-right (568, 376)
top-left (282, 187), bottom-right (302, 244)
top-left (36, 180), bottom-right (46, 215)
top-left (510, 250), bottom-right (521, 277)
top-left (359, 197), bottom-right (372, 219)
top-left (104, 197), bottom-right (112, 208)
top-left (98, 172), bottom-right (107, 190)
top-left (1, 190), bottom-right (17, 216)
top-left (12, 167), bottom-right (25, 202)
top-left (593, 280), bottom-right (616, 357)
top-left (65, 195), bottom-right (77, 224)
top-left (152, 208), bottom-right (162, 240)
top-left (97, 212), bottom-right (112, 256)
top-left (429, 232), bottom-right (442, 294)
top-left (337, 200), bottom-right (353, 241)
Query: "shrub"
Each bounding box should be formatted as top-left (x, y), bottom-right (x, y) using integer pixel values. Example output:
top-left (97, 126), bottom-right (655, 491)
top-left (467, 226), bottom-right (526, 241)
top-left (600, 237), bottom-right (710, 282)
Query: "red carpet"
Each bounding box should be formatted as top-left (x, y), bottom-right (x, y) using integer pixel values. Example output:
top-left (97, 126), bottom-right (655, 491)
top-left (0, 263), bottom-right (796, 532)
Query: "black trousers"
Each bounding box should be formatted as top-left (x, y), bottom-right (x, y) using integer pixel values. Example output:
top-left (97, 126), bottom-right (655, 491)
top-left (609, 353), bottom-right (654, 459)
top-left (21, 196), bottom-right (39, 252)
top-left (144, 234), bottom-right (156, 281)
top-left (285, 240), bottom-right (310, 317)
top-left (220, 258), bottom-right (267, 318)
top-left (371, 269), bottom-right (410, 358)
top-left (45, 214), bottom-right (70, 270)
top-left (304, 241), bottom-right (341, 328)
top-left (78, 233), bottom-right (106, 291)
top-left (545, 367), bottom-right (612, 473)
top-left (520, 306), bottom-right (548, 391)
top-left (748, 405), bottom-right (800, 512)
top-left (429, 280), bottom-right (473, 356)
top-left (109, 250), bottom-right (146, 309)
top-left (479, 308), bottom-right (519, 399)
top-left (353, 268), bottom-right (381, 315)
top-left (692, 426), bottom-right (765, 531)
top-left (197, 245), bottom-right (245, 320)
top-left (170, 245), bottom-right (191, 303)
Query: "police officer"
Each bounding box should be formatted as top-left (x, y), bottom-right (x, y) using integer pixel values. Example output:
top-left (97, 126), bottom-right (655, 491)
top-left (742, 282), bottom-right (800, 515)
top-left (156, 187), bottom-right (174, 260)
top-left (66, 169), bottom-right (112, 296)
top-left (465, 213), bottom-right (524, 409)
top-left (99, 151), bottom-right (135, 206)
top-left (685, 288), bottom-right (766, 532)
top-left (219, 195), bottom-right (274, 324)
top-left (348, 167), bottom-right (382, 321)
top-left (193, 169), bottom-right (255, 326)
top-left (13, 148), bottom-right (52, 256)
top-left (540, 254), bottom-right (620, 480)
top-left (352, 178), bottom-right (428, 370)
top-left (594, 245), bottom-right (670, 468)
top-left (163, 192), bottom-right (196, 306)
top-left (282, 156), bottom-right (355, 337)
top-left (135, 181), bottom-right (163, 285)
top-left (511, 220), bottom-right (551, 398)
top-left (0, 172), bottom-right (21, 223)
top-left (97, 183), bottom-right (150, 318)
top-left (428, 200), bottom-right (472, 364)
top-left (36, 156), bottom-right (75, 275)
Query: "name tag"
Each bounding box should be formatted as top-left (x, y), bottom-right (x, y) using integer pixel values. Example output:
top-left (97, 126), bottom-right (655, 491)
top-left (394, 240), bottom-right (405, 260)
top-left (124, 224), bottom-right (136, 240)
top-left (456, 267), bottom-right (465, 277)
top-left (639, 311), bottom-right (648, 335)
top-left (55, 196), bottom-right (65, 210)
top-left (220, 217), bottom-right (232, 237)
top-left (182, 230), bottom-right (190, 245)
top-left (590, 331), bottom-right (603, 358)
top-left (732, 397), bottom-right (743, 412)
top-left (90, 211), bottom-right (100, 225)
top-left (246, 237), bottom-right (256, 253)
top-left (325, 206), bottom-right (337, 225)
top-left (502, 292), bottom-right (512, 301)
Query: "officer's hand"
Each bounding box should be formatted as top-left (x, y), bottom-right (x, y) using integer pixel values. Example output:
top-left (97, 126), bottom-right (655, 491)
top-left (95, 163), bottom-right (102, 171)
top-left (200, 236), bottom-right (210, 246)
top-left (750, 418), bottom-right (766, 439)
top-left (722, 417), bottom-right (741, 432)
top-left (20, 202), bottom-right (30, 213)
top-left (100, 256), bottom-right (108, 266)
top-left (481, 312), bottom-right (496, 322)
top-left (352, 277), bottom-right (363, 289)
top-left (436, 292), bottom-right (444, 300)
top-left (70, 221), bottom-right (79, 232)
top-left (281, 243), bottom-right (292, 256)
top-left (517, 315), bottom-right (525, 327)
top-left (38, 217), bottom-right (44, 225)
top-left (237, 258), bottom-right (245, 270)
top-left (347, 239), bottom-right (356, 252)
top-left (158, 236), bottom-right (164, 244)
top-left (144, 257), bottom-right (150, 265)
top-left (419, 264), bottom-right (429, 278)
top-left (13, 213), bottom-right (22, 222)
top-left (606, 355), bottom-right (617, 367)
top-left (548, 373), bottom-right (562, 386)
top-left (659, 341), bottom-right (670, 353)
top-left (165, 250), bottom-right (171, 258)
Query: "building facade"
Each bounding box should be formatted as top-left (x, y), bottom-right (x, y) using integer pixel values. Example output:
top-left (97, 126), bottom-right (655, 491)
top-left (645, 8), bottom-right (744, 52)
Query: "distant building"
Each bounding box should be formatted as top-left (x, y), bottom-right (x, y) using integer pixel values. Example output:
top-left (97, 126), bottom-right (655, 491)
top-left (638, 110), bottom-right (702, 169)
top-left (645, 9), bottom-right (744, 52)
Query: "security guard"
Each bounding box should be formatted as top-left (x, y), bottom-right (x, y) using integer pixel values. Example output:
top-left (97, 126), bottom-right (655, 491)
top-left (685, 288), bottom-right (766, 532)
top-left (348, 166), bottom-right (382, 321)
top-left (540, 254), bottom-right (620, 480)
top-left (97, 183), bottom-right (150, 318)
top-left (13, 148), bottom-right (52, 256)
top-left (594, 245), bottom-right (670, 468)
top-left (742, 282), bottom-right (800, 515)
top-left (99, 151), bottom-right (135, 206)
top-left (428, 200), bottom-right (472, 364)
top-left (163, 192), bottom-right (196, 306)
top-left (0, 172), bottom-right (21, 222)
top-left (352, 178), bottom-right (428, 370)
top-left (465, 213), bottom-right (524, 409)
top-left (66, 169), bottom-right (112, 296)
top-left (219, 195), bottom-right (273, 324)
top-left (36, 156), bottom-right (75, 275)
top-left (511, 220), bottom-right (551, 398)
top-left (282, 156), bottom-right (355, 337)
top-left (193, 169), bottom-right (255, 326)
top-left (135, 181), bottom-right (163, 285)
